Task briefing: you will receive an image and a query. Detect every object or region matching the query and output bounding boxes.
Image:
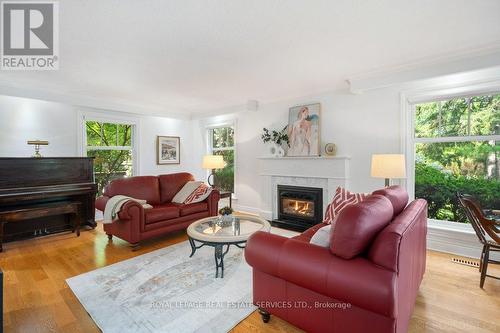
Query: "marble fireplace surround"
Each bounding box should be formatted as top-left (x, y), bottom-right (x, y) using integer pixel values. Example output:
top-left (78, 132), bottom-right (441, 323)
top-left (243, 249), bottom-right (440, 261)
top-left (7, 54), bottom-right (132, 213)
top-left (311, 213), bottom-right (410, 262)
top-left (258, 156), bottom-right (350, 220)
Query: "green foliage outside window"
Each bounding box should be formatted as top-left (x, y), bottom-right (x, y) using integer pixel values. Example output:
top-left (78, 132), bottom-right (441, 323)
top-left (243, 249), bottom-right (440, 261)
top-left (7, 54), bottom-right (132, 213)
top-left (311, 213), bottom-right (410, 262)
top-left (414, 94), bottom-right (499, 223)
top-left (86, 121), bottom-right (133, 195)
top-left (211, 127), bottom-right (234, 193)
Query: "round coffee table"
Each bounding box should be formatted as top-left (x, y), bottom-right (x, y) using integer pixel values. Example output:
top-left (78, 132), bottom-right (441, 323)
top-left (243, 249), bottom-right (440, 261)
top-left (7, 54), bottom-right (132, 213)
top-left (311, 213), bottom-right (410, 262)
top-left (187, 214), bottom-right (271, 278)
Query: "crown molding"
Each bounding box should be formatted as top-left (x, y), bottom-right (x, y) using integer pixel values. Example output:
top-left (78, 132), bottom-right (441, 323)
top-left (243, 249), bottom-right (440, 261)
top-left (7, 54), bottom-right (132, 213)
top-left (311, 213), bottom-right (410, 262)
top-left (0, 79), bottom-right (191, 120)
top-left (347, 41), bottom-right (500, 94)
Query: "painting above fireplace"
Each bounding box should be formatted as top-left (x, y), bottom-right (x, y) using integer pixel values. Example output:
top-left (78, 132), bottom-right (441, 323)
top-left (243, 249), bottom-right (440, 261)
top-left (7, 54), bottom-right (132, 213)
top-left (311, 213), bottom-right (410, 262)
top-left (274, 185), bottom-right (323, 231)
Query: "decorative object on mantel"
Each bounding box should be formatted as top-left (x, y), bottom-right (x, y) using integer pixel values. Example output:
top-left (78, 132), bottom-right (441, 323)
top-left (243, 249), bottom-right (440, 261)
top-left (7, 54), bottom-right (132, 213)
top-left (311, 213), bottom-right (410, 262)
top-left (371, 154), bottom-right (406, 187)
top-left (261, 126), bottom-right (289, 157)
top-left (27, 140), bottom-right (49, 158)
top-left (202, 154), bottom-right (226, 187)
top-left (287, 103), bottom-right (321, 157)
top-left (324, 143), bottom-right (337, 156)
top-left (157, 136), bottom-right (180, 164)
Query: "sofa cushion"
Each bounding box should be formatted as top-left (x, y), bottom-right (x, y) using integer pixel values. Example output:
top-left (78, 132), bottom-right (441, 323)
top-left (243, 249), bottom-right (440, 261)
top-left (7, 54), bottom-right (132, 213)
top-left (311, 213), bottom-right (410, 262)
top-left (331, 195), bottom-right (394, 259)
top-left (145, 204), bottom-right (180, 224)
top-left (159, 173), bottom-right (195, 203)
top-left (323, 187), bottom-right (369, 224)
top-left (103, 176), bottom-right (161, 205)
top-left (372, 185), bottom-right (409, 216)
top-left (179, 202), bottom-right (208, 216)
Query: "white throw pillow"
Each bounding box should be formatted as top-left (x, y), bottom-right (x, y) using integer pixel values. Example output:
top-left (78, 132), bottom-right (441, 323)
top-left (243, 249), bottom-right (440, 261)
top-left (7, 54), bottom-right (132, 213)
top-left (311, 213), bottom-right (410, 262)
top-left (309, 224), bottom-right (332, 248)
top-left (184, 183), bottom-right (213, 204)
top-left (172, 181), bottom-right (203, 203)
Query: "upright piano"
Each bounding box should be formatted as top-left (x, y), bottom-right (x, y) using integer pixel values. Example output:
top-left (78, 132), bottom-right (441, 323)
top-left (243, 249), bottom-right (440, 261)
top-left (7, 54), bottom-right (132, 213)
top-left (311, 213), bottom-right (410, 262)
top-left (0, 157), bottom-right (97, 242)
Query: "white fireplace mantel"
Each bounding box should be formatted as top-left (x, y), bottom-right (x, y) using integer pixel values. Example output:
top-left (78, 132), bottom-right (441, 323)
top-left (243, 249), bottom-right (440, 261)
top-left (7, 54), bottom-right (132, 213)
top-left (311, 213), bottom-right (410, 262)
top-left (257, 156), bottom-right (350, 220)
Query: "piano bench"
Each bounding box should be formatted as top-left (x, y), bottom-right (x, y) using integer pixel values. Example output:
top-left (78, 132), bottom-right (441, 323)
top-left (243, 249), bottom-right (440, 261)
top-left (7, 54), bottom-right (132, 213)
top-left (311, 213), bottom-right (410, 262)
top-left (0, 201), bottom-right (81, 252)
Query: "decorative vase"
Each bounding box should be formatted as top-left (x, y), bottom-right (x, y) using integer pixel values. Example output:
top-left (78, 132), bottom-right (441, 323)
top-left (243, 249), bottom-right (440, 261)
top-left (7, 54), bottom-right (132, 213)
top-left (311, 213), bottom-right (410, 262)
top-left (267, 143), bottom-right (280, 157)
top-left (277, 146), bottom-right (285, 158)
top-left (221, 214), bottom-right (233, 223)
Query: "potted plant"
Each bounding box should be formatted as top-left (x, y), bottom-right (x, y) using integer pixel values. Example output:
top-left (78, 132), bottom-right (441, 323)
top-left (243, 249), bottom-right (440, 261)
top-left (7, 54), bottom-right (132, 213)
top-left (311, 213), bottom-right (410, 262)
top-left (261, 126), bottom-right (289, 157)
top-left (219, 206), bottom-right (234, 223)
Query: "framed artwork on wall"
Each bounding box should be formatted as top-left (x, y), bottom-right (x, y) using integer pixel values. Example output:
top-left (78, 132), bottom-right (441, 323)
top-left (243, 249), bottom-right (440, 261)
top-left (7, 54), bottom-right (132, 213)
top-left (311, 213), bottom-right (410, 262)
top-left (287, 103), bottom-right (321, 157)
top-left (157, 136), bottom-right (180, 164)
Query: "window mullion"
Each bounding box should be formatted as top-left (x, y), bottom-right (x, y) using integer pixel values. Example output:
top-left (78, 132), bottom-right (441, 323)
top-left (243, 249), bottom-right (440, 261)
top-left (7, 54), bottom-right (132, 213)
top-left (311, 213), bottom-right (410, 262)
top-left (467, 97), bottom-right (471, 136)
top-left (438, 101), bottom-right (442, 136)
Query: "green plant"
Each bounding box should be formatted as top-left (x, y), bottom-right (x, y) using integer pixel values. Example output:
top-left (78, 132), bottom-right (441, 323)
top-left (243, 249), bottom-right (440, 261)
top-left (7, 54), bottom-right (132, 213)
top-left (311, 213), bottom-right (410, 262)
top-left (415, 161), bottom-right (500, 223)
top-left (219, 206), bottom-right (233, 215)
top-left (261, 126), bottom-right (289, 146)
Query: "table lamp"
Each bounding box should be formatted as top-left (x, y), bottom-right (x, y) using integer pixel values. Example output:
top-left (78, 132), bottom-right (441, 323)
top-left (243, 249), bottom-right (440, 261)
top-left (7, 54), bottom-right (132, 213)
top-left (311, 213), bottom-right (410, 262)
top-left (371, 154), bottom-right (406, 187)
top-left (202, 155), bottom-right (226, 187)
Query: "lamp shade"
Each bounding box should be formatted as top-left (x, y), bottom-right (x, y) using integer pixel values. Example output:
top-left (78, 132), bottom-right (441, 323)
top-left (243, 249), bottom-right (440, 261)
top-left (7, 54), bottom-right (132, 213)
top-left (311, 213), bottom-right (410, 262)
top-left (371, 154), bottom-right (406, 179)
top-left (202, 155), bottom-right (225, 169)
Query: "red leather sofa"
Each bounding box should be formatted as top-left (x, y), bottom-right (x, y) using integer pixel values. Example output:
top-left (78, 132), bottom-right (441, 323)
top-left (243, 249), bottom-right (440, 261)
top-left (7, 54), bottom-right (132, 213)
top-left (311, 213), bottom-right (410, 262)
top-left (245, 186), bottom-right (427, 333)
top-left (95, 172), bottom-right (220, 249)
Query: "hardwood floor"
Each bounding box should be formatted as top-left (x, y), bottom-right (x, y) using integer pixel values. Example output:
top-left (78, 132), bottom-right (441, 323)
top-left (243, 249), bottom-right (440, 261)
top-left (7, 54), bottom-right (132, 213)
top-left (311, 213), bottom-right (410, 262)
top-left (1, 226), bottom-right (499, 333)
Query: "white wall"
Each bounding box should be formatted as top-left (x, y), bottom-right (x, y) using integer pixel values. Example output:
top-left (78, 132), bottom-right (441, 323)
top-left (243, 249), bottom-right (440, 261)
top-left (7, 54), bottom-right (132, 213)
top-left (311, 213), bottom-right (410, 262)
top-left (139, 115), bottom-right (197, 176)
top-left (0, 96), bottom-right (79, 157)
top-left (192, 86), bottom-right (402, 212)
top-left (0, 95), bottom-right (198, 178)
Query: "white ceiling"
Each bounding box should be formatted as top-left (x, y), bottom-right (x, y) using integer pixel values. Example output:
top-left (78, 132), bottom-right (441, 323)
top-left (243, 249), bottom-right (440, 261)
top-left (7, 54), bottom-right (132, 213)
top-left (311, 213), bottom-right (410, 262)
top-left (1, 0), bottom-right (500, 116)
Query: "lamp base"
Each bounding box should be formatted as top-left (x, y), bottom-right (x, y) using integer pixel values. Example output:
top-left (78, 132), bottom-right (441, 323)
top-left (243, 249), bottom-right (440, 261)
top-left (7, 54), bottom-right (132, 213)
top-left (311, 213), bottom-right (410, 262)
top-left (207, 170), bottom-right (215, 187)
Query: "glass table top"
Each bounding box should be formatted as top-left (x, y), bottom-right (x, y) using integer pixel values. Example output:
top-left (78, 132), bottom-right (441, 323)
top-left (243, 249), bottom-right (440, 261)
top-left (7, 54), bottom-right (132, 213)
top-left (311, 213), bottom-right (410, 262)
top-left (187, 214), bottom-right (271, 243)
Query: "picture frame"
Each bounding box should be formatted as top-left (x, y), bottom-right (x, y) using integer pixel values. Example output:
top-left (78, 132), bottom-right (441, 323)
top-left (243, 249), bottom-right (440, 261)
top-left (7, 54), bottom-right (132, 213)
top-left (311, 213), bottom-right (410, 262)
top-left (287, 103), bottom-right (321, 157)
top-left (157, 136), bottom-right (180, 164)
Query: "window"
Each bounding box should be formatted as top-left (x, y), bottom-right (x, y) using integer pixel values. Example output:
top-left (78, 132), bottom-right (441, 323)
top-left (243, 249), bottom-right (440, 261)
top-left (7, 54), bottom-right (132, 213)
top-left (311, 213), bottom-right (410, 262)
top-left (85, 120), bottom-right (135, 194)
top-left (208, 126), bottom-right (235, 193)
top-left (413, 93), bottom-right (499, 223)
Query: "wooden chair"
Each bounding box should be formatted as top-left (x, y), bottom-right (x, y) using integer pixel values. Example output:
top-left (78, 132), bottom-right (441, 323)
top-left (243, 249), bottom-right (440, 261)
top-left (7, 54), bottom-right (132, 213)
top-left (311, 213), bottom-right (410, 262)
top-left (457, 193), bottom-right (500, 288)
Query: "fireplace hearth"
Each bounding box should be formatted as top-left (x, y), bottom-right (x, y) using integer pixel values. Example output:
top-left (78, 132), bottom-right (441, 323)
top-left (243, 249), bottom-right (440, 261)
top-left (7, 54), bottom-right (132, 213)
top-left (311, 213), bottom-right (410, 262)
top-left (273, 185), bottom-right (323, 231)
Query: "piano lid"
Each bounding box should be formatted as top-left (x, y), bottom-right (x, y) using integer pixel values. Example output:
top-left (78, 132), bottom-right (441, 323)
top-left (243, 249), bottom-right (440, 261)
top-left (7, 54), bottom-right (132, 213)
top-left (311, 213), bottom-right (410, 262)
top-left (0, 157), bottom-right (95, 189)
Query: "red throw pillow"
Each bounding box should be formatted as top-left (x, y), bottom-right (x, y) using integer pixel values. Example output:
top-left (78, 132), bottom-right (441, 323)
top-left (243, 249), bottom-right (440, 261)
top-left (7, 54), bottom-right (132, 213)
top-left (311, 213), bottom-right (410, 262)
top-left (323, 187), bottom-right (369, 224)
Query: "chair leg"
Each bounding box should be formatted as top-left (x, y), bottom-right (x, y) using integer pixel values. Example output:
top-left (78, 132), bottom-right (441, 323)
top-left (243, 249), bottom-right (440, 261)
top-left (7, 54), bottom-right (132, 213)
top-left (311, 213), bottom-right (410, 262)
top-left (480, 245), bottom-right (489, 288)
top-left (479, 244), bottom-right (486, 272)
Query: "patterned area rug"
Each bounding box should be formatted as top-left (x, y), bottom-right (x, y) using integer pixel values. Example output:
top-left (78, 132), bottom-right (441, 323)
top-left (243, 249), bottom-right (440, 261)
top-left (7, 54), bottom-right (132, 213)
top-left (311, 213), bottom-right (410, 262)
top-left (67, 227), bottom-right (297, 333)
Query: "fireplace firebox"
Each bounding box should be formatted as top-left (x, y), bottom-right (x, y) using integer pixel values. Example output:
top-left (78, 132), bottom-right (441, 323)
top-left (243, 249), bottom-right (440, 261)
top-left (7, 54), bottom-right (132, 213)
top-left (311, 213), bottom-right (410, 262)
top-left (274, 185), bottom-right (323, 231)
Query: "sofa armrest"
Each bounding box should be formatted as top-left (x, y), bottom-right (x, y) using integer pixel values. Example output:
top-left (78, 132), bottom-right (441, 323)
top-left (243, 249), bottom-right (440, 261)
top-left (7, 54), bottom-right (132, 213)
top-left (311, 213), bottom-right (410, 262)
top-left (95, 195), bottom-right (110, 212)
top-left (96, 195), bottom-right (144, 222)
top-left (206, 189), bottom-right (220, 216)
top-left (245, 231), bottom-right (397, 318)
top-left (117, 200), bottom-right (145, 221)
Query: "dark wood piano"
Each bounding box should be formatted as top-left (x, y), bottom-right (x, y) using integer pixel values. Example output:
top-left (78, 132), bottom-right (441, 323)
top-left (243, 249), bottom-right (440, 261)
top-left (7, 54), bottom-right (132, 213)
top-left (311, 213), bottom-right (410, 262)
top-left (0, 158), bottom-right (97, 248)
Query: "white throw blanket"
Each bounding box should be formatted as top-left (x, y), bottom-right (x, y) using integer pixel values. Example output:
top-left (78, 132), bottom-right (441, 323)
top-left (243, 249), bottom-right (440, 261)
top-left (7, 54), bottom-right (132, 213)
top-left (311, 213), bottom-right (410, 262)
top-left (103, 195), bottom-right (153, 224)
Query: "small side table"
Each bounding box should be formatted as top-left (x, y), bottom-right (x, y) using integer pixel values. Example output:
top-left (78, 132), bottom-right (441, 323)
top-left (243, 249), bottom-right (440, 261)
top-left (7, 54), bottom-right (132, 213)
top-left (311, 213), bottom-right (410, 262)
top-left (219, 191), bottom-right (232, 208)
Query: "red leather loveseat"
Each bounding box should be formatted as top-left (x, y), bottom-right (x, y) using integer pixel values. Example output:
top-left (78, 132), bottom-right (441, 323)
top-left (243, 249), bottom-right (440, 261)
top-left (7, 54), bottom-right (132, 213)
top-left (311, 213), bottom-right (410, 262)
top-left (245, 186), bottom-right (427, 333)
top-left (95, 172), bottom-right (220, 249)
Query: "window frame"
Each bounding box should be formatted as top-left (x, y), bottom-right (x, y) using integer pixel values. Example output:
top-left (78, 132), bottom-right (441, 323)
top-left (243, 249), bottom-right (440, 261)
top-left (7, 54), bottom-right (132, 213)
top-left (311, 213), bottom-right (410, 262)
top-left (402, 82), bottom-right (500, 227)
top-left (206, 122), bottom-right (236, 194)
top-left (78, 111), bottom-right (140, 176)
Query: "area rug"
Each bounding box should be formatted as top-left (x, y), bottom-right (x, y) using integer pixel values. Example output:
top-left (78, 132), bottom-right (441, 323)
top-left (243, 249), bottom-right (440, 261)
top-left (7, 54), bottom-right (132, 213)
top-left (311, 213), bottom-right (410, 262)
top-left (66, 227), bottom-right (297, 333)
